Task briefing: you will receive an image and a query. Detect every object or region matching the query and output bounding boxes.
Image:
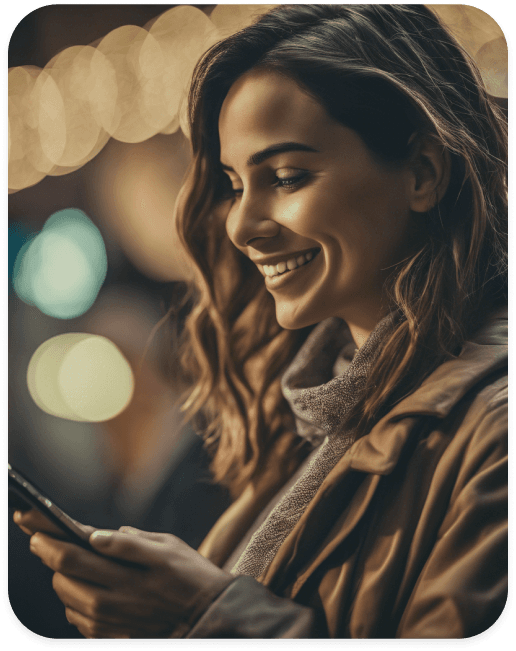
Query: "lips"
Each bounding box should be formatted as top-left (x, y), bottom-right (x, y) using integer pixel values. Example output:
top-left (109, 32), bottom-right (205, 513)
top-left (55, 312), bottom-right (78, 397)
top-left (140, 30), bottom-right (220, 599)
top-left (255, 248), bottom-right (321, 278)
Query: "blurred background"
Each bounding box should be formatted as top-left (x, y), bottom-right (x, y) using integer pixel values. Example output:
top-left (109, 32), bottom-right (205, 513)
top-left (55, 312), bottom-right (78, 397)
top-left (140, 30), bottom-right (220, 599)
top-left (7, 4), bottom-right (508, 638)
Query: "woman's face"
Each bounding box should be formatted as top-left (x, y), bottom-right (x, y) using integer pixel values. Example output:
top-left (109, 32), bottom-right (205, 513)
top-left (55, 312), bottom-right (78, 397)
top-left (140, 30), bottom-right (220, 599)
top-left (218, 68), bottom-right (421, 332)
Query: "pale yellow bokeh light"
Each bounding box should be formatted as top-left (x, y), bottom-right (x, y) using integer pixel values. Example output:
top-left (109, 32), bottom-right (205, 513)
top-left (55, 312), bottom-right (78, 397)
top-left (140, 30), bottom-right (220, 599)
top-left (8, 66), bottom-right (48, 190)
top-left (47, 129), bottom-right (111, 177)
top-left (21, 68), bottom-right (60, 175)
top-left (159, 114), bottom-right (180, 135)
top-left (95, 25), bottom-right (163, 143)
top-left (35, 70), bottom-right (67, 167)
top-left (27, 333), bottom-right (134, 422)
top-left (210, 4), bottom-right (278, 37)
top-left (58, 336), bottom-right (134, 422)
top-left (475, 37), bottom-right (508, 98)
top-left (8, 114), bottom-right (11, 161)
top-left (8, 4), bottom-right (508, 193)
top-left (88, 46), bottom-right (118, 135)
top-left (428, 4), bottom-right (507, 97)
top-left (43, 45), bottom-right (106, 167)
top-left (148, 6), bottom-right (220, 128)
top-left (178, 95), bottom-right (190, 140)
top-left (137, 31), bottom-right (175, 134)
top-left (27, 333), bottom-right (92, 421)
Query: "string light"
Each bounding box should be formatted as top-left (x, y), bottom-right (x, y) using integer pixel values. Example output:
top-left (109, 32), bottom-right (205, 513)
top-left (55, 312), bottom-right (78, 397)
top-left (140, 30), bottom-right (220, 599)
top-left (210, 4), bottom-right (277, 37)
top-left (94, 25), bottom-right (159, 143)
top-left (8, 4), bottom-right (507, 193)
top-left (43, 45), bottom-right (106, 167)
top-left (428, 4), bottom-right (507, 96)
top-left (8, 66), bottom-right (47, 191)
top-left (475, 37), bottom-right (508, 97)
top-left (146, 5), bottom-right (220, 139)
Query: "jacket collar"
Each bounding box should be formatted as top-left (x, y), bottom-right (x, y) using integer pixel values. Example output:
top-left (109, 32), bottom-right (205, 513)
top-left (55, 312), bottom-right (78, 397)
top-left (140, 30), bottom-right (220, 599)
top-left (347, 308), bottom-right (507, 475)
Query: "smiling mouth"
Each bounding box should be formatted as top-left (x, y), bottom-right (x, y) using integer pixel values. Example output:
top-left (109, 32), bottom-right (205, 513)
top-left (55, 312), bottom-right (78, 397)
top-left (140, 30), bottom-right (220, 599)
top-left (259, 249), bottom-right (321, 278)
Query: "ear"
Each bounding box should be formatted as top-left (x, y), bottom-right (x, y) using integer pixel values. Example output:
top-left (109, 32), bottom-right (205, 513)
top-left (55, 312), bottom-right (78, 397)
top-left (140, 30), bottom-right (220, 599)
top-left (407, 134), bottom-right (451, 213)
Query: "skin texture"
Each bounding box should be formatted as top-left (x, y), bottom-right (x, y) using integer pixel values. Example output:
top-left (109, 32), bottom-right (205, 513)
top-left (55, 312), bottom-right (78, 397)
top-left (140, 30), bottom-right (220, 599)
top-left (219, 69), bottom-right (449, 347)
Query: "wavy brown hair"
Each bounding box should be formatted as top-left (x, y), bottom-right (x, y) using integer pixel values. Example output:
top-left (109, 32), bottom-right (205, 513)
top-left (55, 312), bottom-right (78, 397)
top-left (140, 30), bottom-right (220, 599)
top-left (175, 5), bottom-right (507, 498)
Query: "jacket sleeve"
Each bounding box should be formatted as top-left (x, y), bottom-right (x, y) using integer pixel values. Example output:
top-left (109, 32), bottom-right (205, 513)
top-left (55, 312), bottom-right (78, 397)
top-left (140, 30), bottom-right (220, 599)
top-left (184, 575), bottom-right (316, 638)
top-left (397, 397), bottom-right (508, 638)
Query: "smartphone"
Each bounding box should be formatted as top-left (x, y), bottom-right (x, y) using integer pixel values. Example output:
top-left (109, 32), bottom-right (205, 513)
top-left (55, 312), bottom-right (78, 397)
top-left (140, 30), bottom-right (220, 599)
top-left (8, 463), bottom-right (93, 549)
top-left (9, 464), bottom-right (143, 568)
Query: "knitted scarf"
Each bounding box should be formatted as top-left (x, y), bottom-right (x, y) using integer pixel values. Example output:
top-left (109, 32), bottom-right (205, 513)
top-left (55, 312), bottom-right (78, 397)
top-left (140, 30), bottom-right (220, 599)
top-left (232, 312), bottom-right (396, 579)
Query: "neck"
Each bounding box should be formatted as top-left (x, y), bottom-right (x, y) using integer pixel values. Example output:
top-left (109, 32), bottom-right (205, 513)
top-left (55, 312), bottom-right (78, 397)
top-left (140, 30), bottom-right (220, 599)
top-left (342, 305), bottom-right (389, 349)
top-left (336, 294), bottom-right (390, 348)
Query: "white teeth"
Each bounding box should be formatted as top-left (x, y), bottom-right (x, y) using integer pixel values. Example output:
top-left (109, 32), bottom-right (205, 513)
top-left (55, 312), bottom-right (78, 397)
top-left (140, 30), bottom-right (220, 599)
top-left (287, 259), bottom-right (297, 270)
top-left (261, 251), bottom-right (318, 277)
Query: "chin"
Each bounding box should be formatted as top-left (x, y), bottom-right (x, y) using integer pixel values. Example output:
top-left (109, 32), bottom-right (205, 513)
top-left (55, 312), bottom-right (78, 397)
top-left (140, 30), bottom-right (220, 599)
top-left (275, 304), bottom-right (321, 330)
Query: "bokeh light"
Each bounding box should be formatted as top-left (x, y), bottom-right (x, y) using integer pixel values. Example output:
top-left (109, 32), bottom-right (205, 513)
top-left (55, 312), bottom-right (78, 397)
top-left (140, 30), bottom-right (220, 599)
top-left (7, 5), bottom-right (508, 194)
top-left (146, 5), bottom-right (220, 140)
top-left (8, 66), bottom-right (47, 191)
top-left (43, 46), bottom-right (106, 167)
top-left (27, 333), bottom-right (134, 422)
top-left (429, 4), bottom-right (507, 97)
top-left (475, 37), bottom-right (508, 98)
top-left (94, 25), bottom-right (159, 143)
top-left (210, 4), bottom-right (278, 37)
top-left (12, 208), bottom-right (107, 319)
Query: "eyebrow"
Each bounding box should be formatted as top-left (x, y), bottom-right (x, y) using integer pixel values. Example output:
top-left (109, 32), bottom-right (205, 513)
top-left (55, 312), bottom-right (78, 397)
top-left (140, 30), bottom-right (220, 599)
top-left (220, 141), bottom-right (319, 172)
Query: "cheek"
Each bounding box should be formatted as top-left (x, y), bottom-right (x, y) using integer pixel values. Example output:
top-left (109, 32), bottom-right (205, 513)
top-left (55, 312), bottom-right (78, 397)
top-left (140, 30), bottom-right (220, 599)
top-left (280, 201), bottom-right (301, 223)
top-left (337, 177), bottom-right (411, 248)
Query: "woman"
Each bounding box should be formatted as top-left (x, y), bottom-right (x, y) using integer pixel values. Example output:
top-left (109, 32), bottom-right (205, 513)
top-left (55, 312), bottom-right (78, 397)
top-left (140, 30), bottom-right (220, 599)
top-left (15, 4), bottom-right (507, 638)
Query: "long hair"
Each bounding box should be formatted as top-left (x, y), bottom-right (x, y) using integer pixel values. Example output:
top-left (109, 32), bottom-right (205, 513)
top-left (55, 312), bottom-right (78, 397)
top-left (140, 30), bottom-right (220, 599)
top-left (176, 4), bottom-right (507, 497)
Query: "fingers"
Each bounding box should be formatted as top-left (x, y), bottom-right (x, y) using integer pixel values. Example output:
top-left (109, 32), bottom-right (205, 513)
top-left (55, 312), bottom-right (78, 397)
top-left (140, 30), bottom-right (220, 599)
top-left (13, 509), bottom-right (68, 538)
top-left (53, 573), bottom-right (171, 627)
top-left (65, 607), bottom-right (132, 638)
top-left (30, 532), bottom-right (141, 588)
top-left (13, 509), bottom-right (96, 540)
top-left (55, 573), bottom-right (140, 625)
top-left (89, 530), bottom-right (173, 565)
top-left (60, 583), bottom-right (173, 639)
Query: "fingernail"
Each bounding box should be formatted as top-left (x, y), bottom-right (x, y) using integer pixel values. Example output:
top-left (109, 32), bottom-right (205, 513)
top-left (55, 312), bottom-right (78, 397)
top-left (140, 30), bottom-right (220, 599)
top-left (90, 530), bottom-right (113, 543)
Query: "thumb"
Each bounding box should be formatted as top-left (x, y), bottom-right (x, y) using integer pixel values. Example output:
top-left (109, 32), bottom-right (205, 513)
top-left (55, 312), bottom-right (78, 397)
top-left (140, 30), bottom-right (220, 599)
top-left (89, 530), bottom-right (159, 566)
top-left (118, 526), bottom-right (166, 543)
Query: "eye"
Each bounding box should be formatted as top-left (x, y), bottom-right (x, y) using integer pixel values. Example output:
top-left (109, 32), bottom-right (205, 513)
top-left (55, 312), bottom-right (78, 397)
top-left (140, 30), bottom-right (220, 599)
top-left (274, 170), bottom-right (309, 191)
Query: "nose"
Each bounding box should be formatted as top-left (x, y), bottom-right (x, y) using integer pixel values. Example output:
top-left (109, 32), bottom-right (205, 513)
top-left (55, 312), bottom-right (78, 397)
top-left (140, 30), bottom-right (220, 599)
top-left (226, 193), bottom-right (280, 249)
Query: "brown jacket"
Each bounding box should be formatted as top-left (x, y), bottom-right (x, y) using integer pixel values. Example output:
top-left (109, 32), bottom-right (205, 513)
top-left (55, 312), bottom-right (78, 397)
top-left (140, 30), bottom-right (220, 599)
top-left (187, 309), bottom-right (508, 638)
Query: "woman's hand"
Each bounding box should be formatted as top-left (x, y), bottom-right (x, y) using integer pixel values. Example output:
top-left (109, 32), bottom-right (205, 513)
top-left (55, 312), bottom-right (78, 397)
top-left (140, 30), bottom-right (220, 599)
top-left (13, 508), bottom-right (96, 539)
top-left (28, 526), bottom-right (235, 638)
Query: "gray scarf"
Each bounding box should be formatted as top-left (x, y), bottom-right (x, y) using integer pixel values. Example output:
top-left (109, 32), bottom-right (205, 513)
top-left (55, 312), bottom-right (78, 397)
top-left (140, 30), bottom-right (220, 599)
top-left (232, 312), bottom-right (396, 579)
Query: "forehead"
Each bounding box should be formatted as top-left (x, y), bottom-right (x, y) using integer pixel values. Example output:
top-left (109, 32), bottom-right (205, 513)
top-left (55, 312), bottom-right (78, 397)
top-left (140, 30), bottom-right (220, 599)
top-left (218, 69), bottom-right (333, 165)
